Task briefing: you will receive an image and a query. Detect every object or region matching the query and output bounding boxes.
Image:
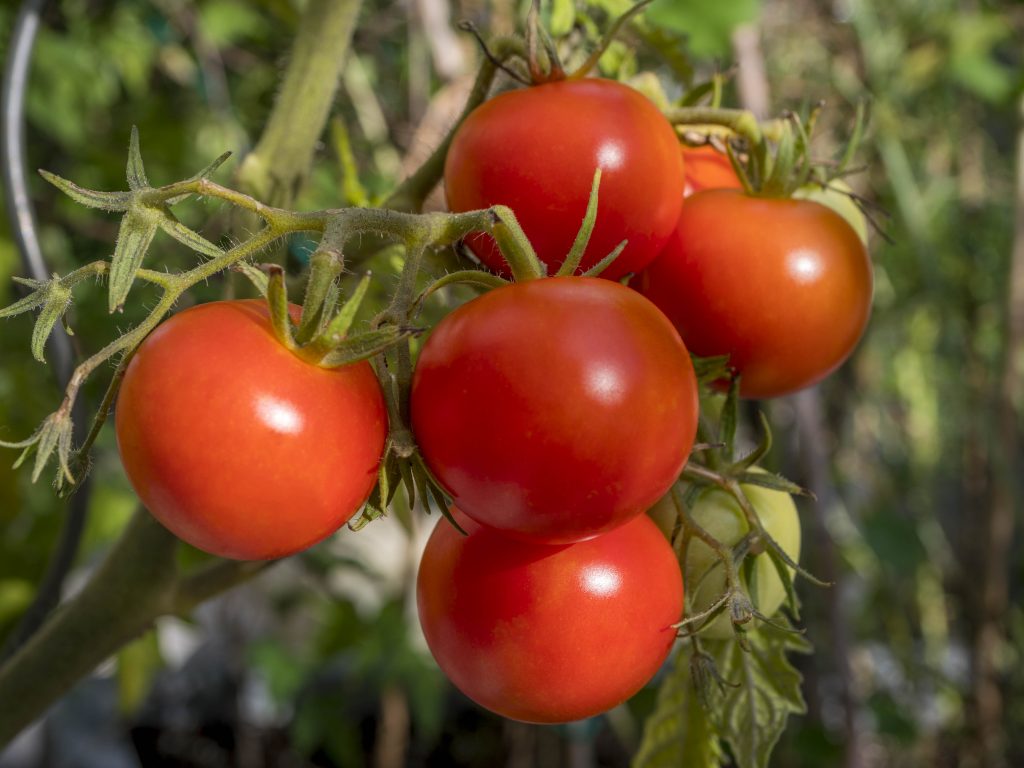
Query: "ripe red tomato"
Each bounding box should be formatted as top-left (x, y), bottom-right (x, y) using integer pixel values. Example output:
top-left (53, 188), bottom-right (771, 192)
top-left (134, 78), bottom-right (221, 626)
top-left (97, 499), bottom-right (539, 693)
top-left (417, 511), bottom-right (683, 723)
top-left (410, 276), bottom-right (699, 543)
top-left (635, 190), bottom-right (873, 399)
top-left (683, 144), bottom-right (743, 196)
top-left (444, 79), bottom-right (685, 280)
top-left (115, 300), bottom-right (388, 560)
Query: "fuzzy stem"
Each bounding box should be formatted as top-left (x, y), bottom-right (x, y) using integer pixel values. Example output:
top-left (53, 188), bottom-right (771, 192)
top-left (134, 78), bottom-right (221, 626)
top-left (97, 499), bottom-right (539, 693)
top-left (0, 511), bottom-right (178, 748)
top-left (235, 0), bottom-right (364, 207)
top-left (383, 36), bottom-right (526, 213)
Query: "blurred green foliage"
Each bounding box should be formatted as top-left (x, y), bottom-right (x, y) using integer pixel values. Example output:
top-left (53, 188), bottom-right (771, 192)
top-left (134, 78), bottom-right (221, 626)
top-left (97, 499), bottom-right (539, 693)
top-left (0, 0), bottom-right (1022, 766)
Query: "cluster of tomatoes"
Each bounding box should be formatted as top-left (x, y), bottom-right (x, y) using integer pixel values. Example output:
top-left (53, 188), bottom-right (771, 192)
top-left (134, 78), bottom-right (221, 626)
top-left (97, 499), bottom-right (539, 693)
top-left (112, 73), bottom-right (871, 725)
top-left (414, 76), bottom-right (871, 722)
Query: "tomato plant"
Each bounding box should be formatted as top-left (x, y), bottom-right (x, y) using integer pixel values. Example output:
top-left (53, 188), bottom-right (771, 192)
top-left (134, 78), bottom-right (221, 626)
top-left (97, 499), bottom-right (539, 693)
top-left (444, 78), bottom-right (685, 281)
top-left (416, 510), bottom-right (683, 724)
top-left (635, 189), bottom-right (873, 399)
top-left (683, 144), bottom-right (742, 196)
top-left (410, 276), bottom-right (699, 543)
top-left (682, 478), bottom-right (801, 639)
top-left (115, 300), bottom-right (388, 560)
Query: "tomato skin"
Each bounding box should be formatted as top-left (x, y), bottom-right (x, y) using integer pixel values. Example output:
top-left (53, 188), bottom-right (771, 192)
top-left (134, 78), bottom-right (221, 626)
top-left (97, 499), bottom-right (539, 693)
top-left (115, 300), bottom-right (388, 560)
top-left (417, 511), bottom-right (683, 723)
top-left (635, 190), bottom-right (873, 399)
top-left (410, 277), bottom-right (699, 544)
top-left (683, 145), bottom-right (742, 196)
top-left (683, 478), bottom-right (800, 639)
top-left (444, 79), bottom-right (685, 280)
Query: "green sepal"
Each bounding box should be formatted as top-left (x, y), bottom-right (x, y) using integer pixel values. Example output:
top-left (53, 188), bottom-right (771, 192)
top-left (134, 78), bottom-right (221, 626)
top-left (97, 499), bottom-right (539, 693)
top-left (720, 377), bottom-right (740, 462)
top-left (557, 168), bottom-right (602, 277)
top-left (313, 272), bottom-right (372, 350)
top-left (733, 469), bottom-right (811, 498)
top-left (265, 266), bottom-right (295, 349)
top-left (296, 248), bottom-right (345, 344)
top-left (108, 206), bottom-right (160, 312)
top-left (0, 283), bottom-right (49, 319)
top-left (581, 239), bottom-right (626, 278)
top-left (414, 270), bottom-right (508, 314)
top-left (1, 409), bottom-right (75, 485)
top-left (692, 354), bottom-right (732, 385)
top-left (731, 411), bottom-right (772, 472)
top-left (31, 280), bottom-right (73, 363)
top-left (165, 151), bottom-right (233, 205)
top-left (232, 262), bottom-right (270, 296)
top-left (158, 212), bottom-right (224, 259)
top-left (126, 126), bottom-right (149, 191)
top-left (318, 326), bottom-right (420, 368)
top-left (38, 170), bottom-right (132, 212)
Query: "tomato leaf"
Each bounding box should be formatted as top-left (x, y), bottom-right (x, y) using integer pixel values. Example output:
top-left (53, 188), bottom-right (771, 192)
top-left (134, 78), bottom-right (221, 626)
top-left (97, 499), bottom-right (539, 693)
top-left (646, 0), bottom-right (761, 59)
top-left (633, 644), bottom-right (726, 768)
top-left (704, 620), bottom-right (811, 768)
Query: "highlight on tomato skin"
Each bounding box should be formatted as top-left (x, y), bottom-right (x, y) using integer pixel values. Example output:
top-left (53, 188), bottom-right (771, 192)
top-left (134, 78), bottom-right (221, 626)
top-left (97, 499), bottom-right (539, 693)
top-left (114, 299), bottom-right (389, 561)
top-left (416, 510), bottom-right (684, 724)
top-left (634, 188), bottom-right (873, 399)
top-left (410, 276), bottom-right (700, 544)
top-left (443, 78), bottom-right (685, 281)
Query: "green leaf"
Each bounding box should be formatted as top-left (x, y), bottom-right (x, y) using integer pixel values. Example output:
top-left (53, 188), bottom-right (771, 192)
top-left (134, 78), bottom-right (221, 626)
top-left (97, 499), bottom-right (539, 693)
top-left (633, 645), bottom-right (726, 767)
top-left (108, 207), bottom-right (159, 312)
top-left (117, 631), bottom-right (163, 714)
top-left (647, 0), bottom-right (761, 58)
top-left (704, 621), bottom-right (811, 768)
top-left (550, 0), bottom-right (577, 37)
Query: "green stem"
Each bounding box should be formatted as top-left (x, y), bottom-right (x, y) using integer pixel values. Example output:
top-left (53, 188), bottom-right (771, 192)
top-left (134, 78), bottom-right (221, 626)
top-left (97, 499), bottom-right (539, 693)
top-left (383, 37), bottom-right (526, 213)
top-left (235, 0), bottom-right (364, 207)
top-left (0, 511), bottom-right (178, 748)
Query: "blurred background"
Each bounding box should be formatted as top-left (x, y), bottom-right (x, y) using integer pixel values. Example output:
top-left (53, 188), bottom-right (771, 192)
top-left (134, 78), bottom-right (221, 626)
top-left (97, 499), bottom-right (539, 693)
top-left (0, 0), bottom-right (1022, 766)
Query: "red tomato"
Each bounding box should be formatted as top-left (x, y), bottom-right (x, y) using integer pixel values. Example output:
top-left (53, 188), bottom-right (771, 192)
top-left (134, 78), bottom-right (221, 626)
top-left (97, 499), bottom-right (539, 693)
top-left (683, 144), bottom-right (743, 196)
top-left (115, 300), bottom-right (388, 560)
top-left (444, 79), bottom-right (685, 280)
top-left (410, 277), bottom-right (699, 543)
top-left (635, 190), bottom-right (872, 399)
top-left (417, 511), bottom-right (683, 723)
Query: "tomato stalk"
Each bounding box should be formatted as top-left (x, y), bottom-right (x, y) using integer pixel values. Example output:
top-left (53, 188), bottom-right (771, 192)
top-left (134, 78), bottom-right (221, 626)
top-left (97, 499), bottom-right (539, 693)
top-left (3, 142), bottom-right (544, 488)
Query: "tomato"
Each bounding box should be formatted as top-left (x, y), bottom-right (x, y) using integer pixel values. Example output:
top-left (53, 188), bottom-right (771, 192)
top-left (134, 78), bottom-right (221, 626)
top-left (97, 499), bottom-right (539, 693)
top-left (793, 179), bottom-right (870, 246)
top-left (635, 189), bottom-right (873, 399)
top-left (683, 144), bottom-right (743, 196)
top-left (444, 79), bottom-right (685, 281)
top-left (115, 300), bottom-right (388, 560)
top-left (410, 276), bottom-right (699, 544)
top-left (682, 476), bottom-right (801, 639)
top-left (417, 511), bottom-right (683, 723)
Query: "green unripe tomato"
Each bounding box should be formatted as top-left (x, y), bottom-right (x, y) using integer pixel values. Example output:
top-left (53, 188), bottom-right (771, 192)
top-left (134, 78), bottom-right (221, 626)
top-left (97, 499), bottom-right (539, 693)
top-left (793, 180), bottom-right (870, 246)
top-left (682, 477), bottom-right (801, 639)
